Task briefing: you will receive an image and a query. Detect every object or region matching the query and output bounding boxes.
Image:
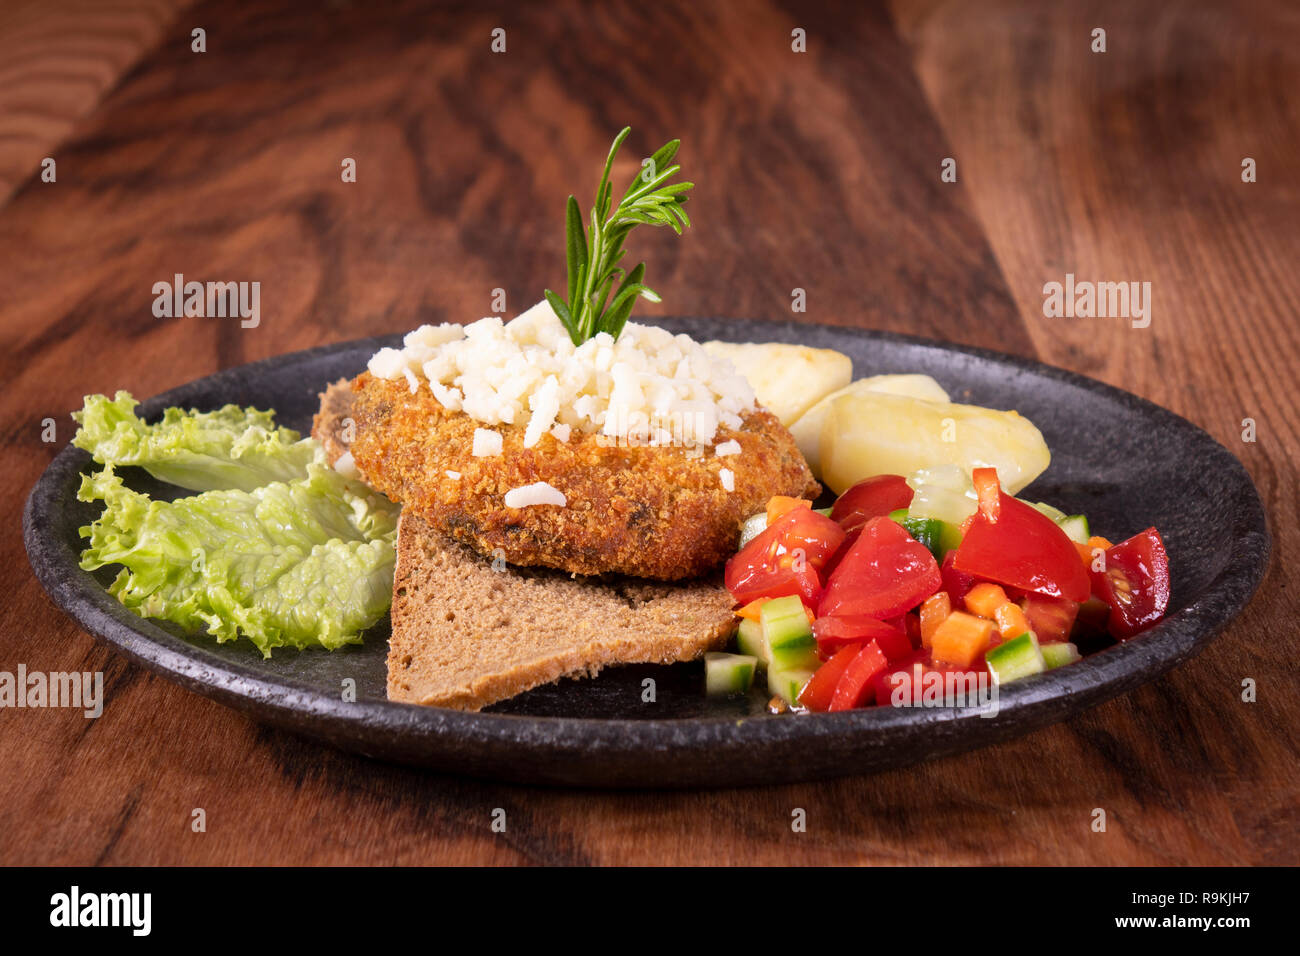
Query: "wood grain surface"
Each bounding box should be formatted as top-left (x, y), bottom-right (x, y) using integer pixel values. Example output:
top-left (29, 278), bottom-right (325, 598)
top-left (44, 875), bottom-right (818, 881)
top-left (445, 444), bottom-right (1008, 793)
top-left (1, 0), bottom-right (1295, 865)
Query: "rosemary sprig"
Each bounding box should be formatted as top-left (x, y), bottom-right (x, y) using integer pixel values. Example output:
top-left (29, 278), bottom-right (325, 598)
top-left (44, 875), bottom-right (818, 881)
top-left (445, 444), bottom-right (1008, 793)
top-left (545, 127), bottom-right (693, 345)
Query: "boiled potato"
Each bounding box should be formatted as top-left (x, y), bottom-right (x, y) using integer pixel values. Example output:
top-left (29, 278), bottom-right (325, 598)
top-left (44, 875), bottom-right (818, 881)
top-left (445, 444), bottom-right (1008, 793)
top-left (703, 341), bottom-right (852, 427)
top-left (788, 374), bottom-right (951, 478)
top-left (818, 391), bottom-right (1050, 496)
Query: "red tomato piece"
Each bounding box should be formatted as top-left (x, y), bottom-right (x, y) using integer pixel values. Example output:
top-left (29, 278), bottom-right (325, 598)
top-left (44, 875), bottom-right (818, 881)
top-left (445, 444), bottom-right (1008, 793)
top-left (812, 615), bottom-right (907, 658)
top-left (830, 475), bottom-right (914, 533)
top-left (829, 640), bottom-right (891, 711)
top-left (953, 492), bottom-right (1091, 603)
top-left (1020, 592), bottom-right (1079, 644)
top-left (797, 644), bottom-right (859, 712)
top-left (725, 506), bottom-right (845, 605)
top-left (1091, 527), bottom-right (1171, 639)
top-left (940, 550), bottom-right (978, 605)
top-left (818, 517), bottom-right (942, 621)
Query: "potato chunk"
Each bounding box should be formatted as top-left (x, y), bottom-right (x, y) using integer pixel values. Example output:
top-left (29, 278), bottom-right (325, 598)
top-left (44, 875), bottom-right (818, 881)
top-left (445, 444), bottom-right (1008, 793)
top-left (788, 374), bottom-right (951, 478)
top-left (703, 341), bottom-right (852, 427)
top-left (818, 391), bottom-right (1050, 496)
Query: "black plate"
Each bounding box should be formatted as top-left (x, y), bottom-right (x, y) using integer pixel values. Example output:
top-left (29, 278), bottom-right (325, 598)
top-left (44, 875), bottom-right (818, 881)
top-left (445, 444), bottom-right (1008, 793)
top-left (24, 319), bottom-right (1269, 788)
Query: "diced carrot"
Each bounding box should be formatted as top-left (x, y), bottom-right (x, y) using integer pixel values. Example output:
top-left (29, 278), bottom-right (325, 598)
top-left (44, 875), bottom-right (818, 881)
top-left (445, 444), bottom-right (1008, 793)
top-left (994, 602), bottom-right (1032, 641)
top-left (972, 467), bottom-right (1001, 522)
top-left (930, 611), bottom-right (996, 668)
top-left (766, 495), bottom-right (811, 525)
top-left (919, 592), bottom-right (951, 648)
top-left (1087, 535), bottom-right (1114, 551)
top-left (965, 582), bottom-right (1009, 619)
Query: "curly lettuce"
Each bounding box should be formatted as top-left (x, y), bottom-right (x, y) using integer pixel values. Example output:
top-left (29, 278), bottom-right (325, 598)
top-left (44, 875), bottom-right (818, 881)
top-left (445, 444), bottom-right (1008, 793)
top-left (72, 394), bottom-right (398, 657)
top-left (72, 391), bottom-right (318, 492)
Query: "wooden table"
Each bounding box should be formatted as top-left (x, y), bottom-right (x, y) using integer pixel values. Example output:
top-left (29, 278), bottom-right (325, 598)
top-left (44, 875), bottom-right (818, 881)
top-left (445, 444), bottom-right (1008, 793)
top-left (2, 0), bottom-right (1295, 865)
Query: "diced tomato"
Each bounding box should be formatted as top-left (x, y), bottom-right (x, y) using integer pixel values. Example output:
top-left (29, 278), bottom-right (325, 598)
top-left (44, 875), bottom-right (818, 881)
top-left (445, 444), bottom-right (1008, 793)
top-left (812, 615), bottom-right (905, 657)
top-left (953, 491), bottom-right (1091, 603)
top-left (818, 516), bottom-right (942, 621)
top-left (829, 640), bottom-right (891, 711)
top-left (874, 655), bottom-right (929, 707)
top-left (1091, 527), bottom-right (1171, 639)
top-left (1020, 592), bottom-right (1079, 644)
top-left (940, 550), bottom-right (978, 605)
top-left (725, 506), bottom-right (845, 605)
top-left (798, 644), bottom-right (859, 712)
top-left (830, 475), bottom-right (914, 533)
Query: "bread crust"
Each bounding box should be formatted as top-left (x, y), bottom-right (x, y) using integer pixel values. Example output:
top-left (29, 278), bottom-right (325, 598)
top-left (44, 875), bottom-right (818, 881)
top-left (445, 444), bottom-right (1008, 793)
top-left (387, 512), bottom-right (737, 710)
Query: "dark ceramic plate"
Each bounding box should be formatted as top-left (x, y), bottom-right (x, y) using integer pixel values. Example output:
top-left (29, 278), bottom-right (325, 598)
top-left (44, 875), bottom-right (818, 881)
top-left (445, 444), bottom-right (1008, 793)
top-left (24, 319), bottom-right (1269, 788)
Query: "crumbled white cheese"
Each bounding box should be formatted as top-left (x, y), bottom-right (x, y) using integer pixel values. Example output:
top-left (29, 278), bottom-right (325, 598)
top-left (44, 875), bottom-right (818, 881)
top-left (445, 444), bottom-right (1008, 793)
top-left (714, 439), bottom-right (741, 457)
top-left (472, 428), bottom-right (503, 457)
top-left (333, 451), bottom-right (358, 479)
top-left (445, 470), bottom-right (461, 480)
top-left (550, 423), bottom-right (571, 442)
top-left (719, 468), bottom-right (735, 492)
top-left (504, 481), bottom-right (567, 508)
top-left (366, 300), bottom-right (756, 447)
top-left (403, 367), bottom-right (420, 394)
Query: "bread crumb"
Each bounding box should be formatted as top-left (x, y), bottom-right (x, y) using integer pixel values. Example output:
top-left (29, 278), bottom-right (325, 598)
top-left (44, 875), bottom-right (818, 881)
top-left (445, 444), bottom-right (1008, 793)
top-left (472, 428), bottom-right (503, 457)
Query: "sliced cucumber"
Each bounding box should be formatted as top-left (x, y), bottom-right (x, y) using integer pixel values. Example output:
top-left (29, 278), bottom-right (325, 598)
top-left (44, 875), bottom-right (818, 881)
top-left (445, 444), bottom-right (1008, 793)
top-left (1028, 502), bottom-right (1090, 544)
top-left (761, 595), bottom-right (820, 670)
top-left (1040, 641), bottom-right (1082, 670)
top-left (706, 652), bottom-right (758, 696)
top-left (890, 508), bottom-right (962, 560)
top-left (738, 512), bottom-right (767, 549)
top-left (814, 506), bottom-right (833, 517)
top-left (735, 617), bottom-right (770, 667)
top-left (985, 631), bottom-right (1046, 684)
top-left (1029, 501), bottom-right (1069, 523)
top-left (767, 665), bottom-right (815, 707)
top-left (1057, 514), bottom-right (1090, 544)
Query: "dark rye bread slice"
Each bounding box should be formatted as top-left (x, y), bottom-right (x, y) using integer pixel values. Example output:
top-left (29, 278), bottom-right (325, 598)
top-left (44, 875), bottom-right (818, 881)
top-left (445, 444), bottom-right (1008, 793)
top-left (388, 511), bottom-right (737, 709)
top-left (312, 379), bottom-right (738, 710)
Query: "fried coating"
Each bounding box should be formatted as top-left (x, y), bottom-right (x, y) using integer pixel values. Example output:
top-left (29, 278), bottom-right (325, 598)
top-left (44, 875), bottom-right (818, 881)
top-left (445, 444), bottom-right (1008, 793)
top-left (342, 373), bottom-right (819, 580)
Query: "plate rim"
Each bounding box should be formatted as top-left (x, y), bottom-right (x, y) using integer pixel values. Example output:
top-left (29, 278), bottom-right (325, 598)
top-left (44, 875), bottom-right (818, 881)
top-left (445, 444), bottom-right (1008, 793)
top-left (22, 319), bottom-right (1272, 784)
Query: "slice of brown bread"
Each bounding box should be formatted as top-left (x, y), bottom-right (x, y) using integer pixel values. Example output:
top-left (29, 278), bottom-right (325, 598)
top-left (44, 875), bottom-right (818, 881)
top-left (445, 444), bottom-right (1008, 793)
top-left (313, 379), bottom-right (738, 710)
top-left (388, 511), bottom-right (737, 710)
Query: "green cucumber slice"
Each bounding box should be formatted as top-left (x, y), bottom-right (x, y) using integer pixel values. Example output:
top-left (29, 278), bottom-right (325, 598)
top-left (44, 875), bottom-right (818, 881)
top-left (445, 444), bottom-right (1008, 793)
top-left (1057, 514), bottom-right (1090, 544)
top-left (1040, 641), bottom-right (1082, 670)
top-left (767, 665), bottom-right (815, 707)
top-left (1029, 501), bottom-right (1069, 523)
top-left (985, 632), bottom-right (1047, 684)
top-left (761, 596), bottom-right (819, 670)
top-left (891, 509), bottom-right (963, 560)
top-left (705, 652), bottom-right (757, 696)
top-left (738, 512), bottom-right (767, 549)
top-left (814, 506), bottom-right (833, 517)
top-left (735, 617), bottom-right (770, 667)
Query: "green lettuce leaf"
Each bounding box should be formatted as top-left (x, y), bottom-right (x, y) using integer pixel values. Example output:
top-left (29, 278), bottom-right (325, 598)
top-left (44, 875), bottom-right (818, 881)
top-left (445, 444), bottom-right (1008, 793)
top-left (72, 391), bottom-right (318, 492)
top-left (78, 462), bottom-right (398, 657)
